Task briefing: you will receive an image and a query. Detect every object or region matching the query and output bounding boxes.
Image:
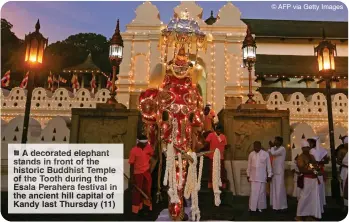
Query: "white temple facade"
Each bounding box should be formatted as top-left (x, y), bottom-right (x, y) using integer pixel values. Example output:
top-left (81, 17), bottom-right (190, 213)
top-left (117, 1), bottom-right (252, 112)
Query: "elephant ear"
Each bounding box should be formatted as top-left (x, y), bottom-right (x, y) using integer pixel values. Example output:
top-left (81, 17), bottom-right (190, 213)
top-left (139, 88), bottom-right (159, 123)
top-left (139, 88), bottom-right (159, 102)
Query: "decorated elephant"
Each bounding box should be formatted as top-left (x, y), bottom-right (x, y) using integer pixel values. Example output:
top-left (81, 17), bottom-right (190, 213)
top-left (138, 9), bottom-right (220, 221)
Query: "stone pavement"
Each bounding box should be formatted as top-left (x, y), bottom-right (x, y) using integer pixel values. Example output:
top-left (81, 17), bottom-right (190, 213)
top-left (1, 190), bottom-right (347, 221)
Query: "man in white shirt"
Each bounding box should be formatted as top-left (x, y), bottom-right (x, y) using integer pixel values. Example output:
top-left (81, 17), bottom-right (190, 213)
top-left (308, 136), bottom-right (329, 213)
top-left (269, 136), bottom-right (288, 211)
top-left (247, 141), bottom-right (273, 212)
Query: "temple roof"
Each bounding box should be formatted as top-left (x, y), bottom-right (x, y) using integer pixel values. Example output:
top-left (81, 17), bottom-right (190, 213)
top-left (63, 53), bottom-right (102, 74)
top-left (255, 54), bottom-right (348, 78)
top-left (205, 10), bottom-right (217, 25)
top-left (242, 19), bottom-right (348, 39)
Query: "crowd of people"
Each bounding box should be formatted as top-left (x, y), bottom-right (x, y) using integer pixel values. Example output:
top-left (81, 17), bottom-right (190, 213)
top-left (127, 104), bottom-right (348, 220)
top-left (247, 135), bottom-right (348, 221)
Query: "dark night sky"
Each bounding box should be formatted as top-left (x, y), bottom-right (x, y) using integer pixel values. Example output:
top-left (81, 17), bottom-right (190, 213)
top-left (1, 1), bottom-right (348, 43)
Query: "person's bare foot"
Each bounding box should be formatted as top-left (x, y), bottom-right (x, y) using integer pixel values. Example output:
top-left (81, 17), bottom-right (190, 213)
top-left (295, 216), bottom-right (303, 221)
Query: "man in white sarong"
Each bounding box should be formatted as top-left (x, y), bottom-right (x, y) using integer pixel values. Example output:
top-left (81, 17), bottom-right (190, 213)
top-left (308, 137), bottom-right (329, 213)
top-left (292, 145), bottom-right (302, 200)
top-left (269, 136), bottom-right (288, 211)
top-left (247, 141), bottom-right (273, 212)
top-left (296, 140), bottom-right (322, 220)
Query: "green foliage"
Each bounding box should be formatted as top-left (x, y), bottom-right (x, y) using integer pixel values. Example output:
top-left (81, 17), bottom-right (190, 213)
top-left (44, 33), bottom-right (111, 74)
top-left (1, 18), bottom-right (26, 87)
top-left (2, 18), bottom-right (111, 88)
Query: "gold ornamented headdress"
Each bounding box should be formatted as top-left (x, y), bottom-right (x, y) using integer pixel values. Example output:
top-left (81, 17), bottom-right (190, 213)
top-left (179, 8), bottom-right (190, 20)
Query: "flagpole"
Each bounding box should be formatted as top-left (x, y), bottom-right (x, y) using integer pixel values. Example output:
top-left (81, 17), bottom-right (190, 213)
top-left (21, 69), bottom-right (34, 143)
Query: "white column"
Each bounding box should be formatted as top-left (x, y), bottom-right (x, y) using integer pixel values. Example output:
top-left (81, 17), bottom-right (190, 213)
top-left (119, 33), bottom-right (133, 80)
top-left (212, 35), bottom-right (226, 113)
top-left (133, 34), bottom-right (151, 90)
top-left (117, 33), bottom-right (134, 107)
top-left (224, 34), bottom-right (258, 103)
top-left (206, 42), bottom-right (214, 107)
top-left (149, 34), bottom-right (161, 86)
top-left (197, 48), bottom-right (209, 105)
